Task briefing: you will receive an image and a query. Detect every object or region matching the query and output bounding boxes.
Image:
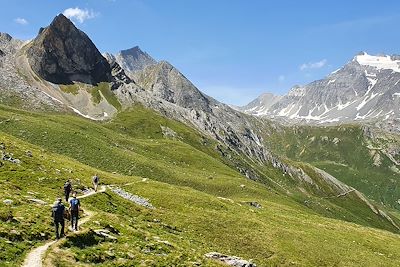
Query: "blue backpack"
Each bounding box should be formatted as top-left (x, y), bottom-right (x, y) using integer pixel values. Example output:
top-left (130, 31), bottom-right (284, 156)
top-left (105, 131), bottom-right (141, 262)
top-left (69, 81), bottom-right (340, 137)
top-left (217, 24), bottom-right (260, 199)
top-left (70, 198), bottom-right (80, 211)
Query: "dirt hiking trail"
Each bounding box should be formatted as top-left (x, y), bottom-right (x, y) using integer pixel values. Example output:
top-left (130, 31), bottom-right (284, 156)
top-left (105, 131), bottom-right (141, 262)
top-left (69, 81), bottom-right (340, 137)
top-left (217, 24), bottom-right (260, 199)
top-left (21, 186), bottom-right (106, 267)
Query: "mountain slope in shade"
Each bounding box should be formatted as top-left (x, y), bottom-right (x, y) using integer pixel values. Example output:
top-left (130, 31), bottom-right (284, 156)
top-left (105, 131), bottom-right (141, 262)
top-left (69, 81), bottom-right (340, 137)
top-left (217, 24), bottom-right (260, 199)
top-left (243, 52), bottom-right (400, 126)
top-left (27, 14), bottom-right (111, 85)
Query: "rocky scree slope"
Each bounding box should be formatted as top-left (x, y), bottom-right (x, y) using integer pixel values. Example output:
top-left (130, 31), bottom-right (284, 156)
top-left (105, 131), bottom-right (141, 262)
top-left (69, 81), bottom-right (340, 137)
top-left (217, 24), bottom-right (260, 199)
top-left (0, 32), bottom-right (63, 111)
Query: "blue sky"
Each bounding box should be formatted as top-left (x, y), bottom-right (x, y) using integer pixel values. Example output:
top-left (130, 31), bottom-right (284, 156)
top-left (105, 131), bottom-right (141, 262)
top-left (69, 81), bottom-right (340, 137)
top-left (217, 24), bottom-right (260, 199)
top-left (2, 0), bottom-right (400, 106)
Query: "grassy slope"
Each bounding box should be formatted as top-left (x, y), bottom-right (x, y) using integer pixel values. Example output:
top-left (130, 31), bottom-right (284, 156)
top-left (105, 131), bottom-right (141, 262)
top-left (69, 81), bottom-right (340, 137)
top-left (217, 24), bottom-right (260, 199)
top-left (264, 124), bottom-right (400, 211)
top-left (0, 106), bottom-right (400, 266)
top-left (0, 103), bottom-right (396, 233)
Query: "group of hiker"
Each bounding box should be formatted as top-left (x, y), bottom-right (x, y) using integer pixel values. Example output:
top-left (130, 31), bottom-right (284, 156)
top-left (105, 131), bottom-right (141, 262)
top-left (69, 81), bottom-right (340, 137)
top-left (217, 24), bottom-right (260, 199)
top-left (52, 174), bottom-right (100, 239)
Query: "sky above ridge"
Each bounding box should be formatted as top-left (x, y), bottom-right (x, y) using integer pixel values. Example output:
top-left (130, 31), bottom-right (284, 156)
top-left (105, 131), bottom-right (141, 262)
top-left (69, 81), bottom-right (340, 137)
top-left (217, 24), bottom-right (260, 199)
top-left (1, 0), bottom-right (400, 106)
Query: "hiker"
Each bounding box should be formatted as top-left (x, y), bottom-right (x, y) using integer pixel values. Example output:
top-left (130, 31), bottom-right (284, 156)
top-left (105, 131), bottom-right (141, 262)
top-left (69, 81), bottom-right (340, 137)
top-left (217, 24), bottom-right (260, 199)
top-left (69, 192), bottom-right (80, 231)
top-left (92, 174), bottom-right (99, 192)
top-left (52, 198), bottom-right (65, 239)
top-left (63, 179), bottom-right (72, 202)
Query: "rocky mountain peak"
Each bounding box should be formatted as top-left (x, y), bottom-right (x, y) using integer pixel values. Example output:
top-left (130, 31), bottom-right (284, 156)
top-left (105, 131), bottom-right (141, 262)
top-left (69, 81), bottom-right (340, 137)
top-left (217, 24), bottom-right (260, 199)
top-left (0, 33), bottom-right (12, 43)
top-left (120, 46), bottom-right (142, 57)
top-left (27, 14), bottom-right (111, 85)
top-left (132, 60), bottom-right (214, 112)
top-left (115, 45), bottom-right (157, 73)
top-left (49, 13), bottom-right (73, 32)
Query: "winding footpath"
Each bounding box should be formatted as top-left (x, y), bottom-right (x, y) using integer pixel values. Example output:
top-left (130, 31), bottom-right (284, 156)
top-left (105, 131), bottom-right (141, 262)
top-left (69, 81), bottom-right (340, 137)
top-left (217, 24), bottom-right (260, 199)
top-left (21, 186), bottom-right (106, 267)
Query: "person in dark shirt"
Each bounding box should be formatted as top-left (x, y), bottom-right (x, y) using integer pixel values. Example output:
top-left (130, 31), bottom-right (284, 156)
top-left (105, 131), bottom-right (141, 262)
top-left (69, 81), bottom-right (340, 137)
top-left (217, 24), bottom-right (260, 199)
top-left (92, 174), bottom-right (99, 192)
top-left (69, 193), bottom-right (80, 231)
top-left (52, 198), bottom-right (65, 239)
top-left (63, 179), bottom-right (72, 202)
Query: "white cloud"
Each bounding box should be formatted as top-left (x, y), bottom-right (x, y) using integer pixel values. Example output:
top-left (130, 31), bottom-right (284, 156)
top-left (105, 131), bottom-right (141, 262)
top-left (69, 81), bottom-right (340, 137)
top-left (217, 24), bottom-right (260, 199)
top-left (63, 7), bottom-right (98, 23)
top-left (14, 18), bottom-right (28, 25)
top-left (278, 75), bottom-right (285, 82)
top-left (300, 59), bottom-right (327, 71)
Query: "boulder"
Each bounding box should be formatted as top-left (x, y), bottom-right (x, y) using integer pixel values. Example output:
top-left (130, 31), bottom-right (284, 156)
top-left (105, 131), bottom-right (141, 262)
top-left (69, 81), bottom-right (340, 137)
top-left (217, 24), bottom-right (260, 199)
top-left (2, 199), bottom-right (13, 205)
top-left (248, 201), bottom-right (262, 209)
top-left (94, 229), bottom-right (117, 241)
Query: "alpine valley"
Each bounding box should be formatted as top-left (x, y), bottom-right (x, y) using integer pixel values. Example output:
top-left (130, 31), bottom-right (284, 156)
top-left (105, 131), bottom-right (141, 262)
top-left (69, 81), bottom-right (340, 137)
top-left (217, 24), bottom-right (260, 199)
top-left (1, 14), bottom-right (400, 267)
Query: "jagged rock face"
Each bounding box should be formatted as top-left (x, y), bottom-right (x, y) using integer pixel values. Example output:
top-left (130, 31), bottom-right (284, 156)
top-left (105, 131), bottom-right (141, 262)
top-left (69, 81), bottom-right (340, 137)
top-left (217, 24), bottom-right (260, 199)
top-left (115, 46), bottom-right (157, 73)
top-left (243, 52), bottom-right (400, 126)
top-left (103, 52), bottom-right (135, 90)
top-left (109, 61), bottom-right (134, 90)
top-left (27, 14), bottom-right (111, 85)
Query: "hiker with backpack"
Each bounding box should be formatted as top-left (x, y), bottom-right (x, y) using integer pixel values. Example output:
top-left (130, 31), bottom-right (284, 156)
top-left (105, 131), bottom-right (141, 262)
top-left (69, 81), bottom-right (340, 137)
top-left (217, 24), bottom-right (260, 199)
top-left (52, 198), bottom-right (65, 239)
top-left (92, 174), bottom-right (99, 192)
top-left (69, 193), bottom-right (80, 231)
top-left (63, 179), bottom-right (72, 202)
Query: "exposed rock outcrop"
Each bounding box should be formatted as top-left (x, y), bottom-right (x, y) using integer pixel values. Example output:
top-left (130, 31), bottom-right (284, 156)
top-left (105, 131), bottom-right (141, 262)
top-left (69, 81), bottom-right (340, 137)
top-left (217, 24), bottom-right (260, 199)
top-left (109, 60), bottom-right (133, 90)
top-left (205, 252), bottom-right (256, 267)
top-left (27, 14), bottom-right (111, 85)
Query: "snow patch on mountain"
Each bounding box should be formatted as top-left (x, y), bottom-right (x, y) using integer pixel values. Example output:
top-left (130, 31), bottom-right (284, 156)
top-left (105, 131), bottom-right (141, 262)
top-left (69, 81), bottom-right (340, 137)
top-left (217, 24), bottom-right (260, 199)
top-left (337, 99), bottom-right (357, 110)
top-left (69, 106), bottom-right (101, 120)
top-left (355, 53), bottom-right (400, 73)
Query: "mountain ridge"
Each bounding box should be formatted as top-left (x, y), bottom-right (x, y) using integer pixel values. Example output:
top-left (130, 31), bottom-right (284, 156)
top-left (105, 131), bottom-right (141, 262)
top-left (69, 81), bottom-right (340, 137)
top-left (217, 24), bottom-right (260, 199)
top-left (242, 52), bottom-right (400, 129)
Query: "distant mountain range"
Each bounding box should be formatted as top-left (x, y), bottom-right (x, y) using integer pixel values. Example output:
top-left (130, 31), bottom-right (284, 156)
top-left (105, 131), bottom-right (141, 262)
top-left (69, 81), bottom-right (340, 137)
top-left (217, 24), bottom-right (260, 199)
top-left (241, 52), bottom-right (400, 127)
